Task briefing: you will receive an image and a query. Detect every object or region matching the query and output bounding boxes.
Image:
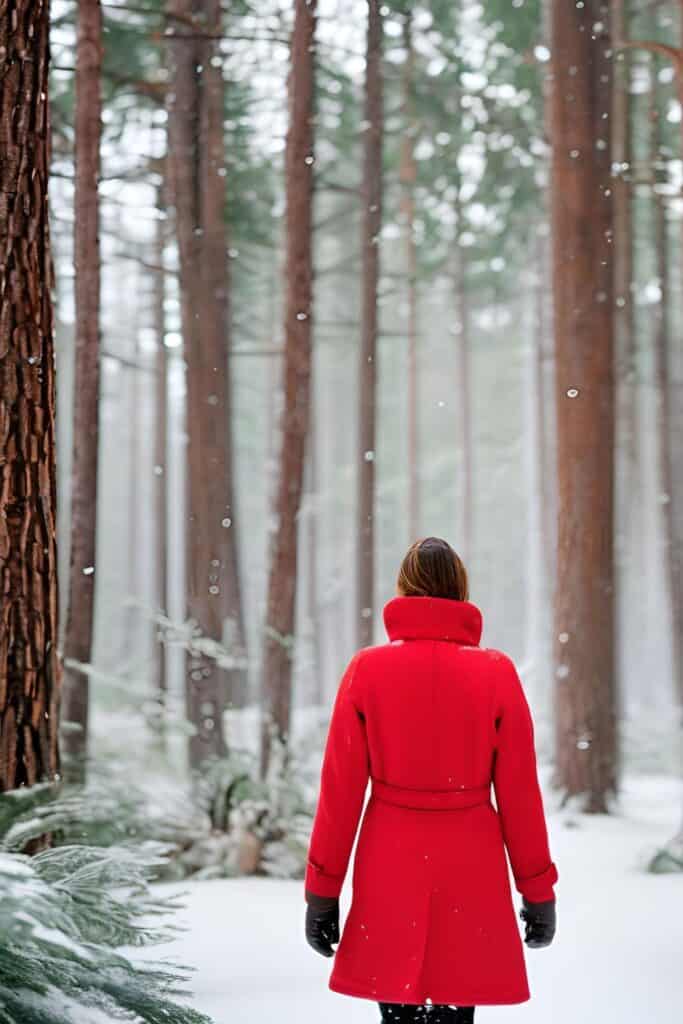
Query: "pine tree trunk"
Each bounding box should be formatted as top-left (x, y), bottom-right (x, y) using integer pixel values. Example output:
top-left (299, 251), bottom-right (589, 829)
top-left (401, 11), bottom-right (419, 542)
top-left (452, 185), bottom-right (472, 563)
top-left (260, 0), bottom-right (317, 778)
top-left (550, 1), bottom-right (618, 811)
top-left (0, 0), bottom-right (61, 791)
top-left (528, 225), bottom-right (552, 714)
top-left (670, 14), bottom-right (683, 710)
top-left (305, 441), bottom-right (322, 705)
top-left (167, 0), bottom-right (248, 769)
top-left (61, 0), bottom-right (102, 779)
top-left (356, 0), bottom-right (383, 649)
top-left (611, 0), bottom-right (642, 721)
top-left (153, 176), bottom-right (168, 725)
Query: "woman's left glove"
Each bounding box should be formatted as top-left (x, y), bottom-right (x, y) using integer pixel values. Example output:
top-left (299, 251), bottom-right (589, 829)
top-left (305, 890), bottom-right (340, 957)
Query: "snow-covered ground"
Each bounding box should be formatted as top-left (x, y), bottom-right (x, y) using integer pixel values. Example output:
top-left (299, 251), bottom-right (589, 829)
top-left (148, 773), bottom-right (683, 1023)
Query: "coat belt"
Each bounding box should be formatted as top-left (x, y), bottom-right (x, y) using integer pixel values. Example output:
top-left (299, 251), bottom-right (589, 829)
top-left (370, 777), bottom-right (491, 811)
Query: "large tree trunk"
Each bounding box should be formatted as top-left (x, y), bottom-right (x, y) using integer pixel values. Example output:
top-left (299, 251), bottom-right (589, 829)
top-left (167, 0), bottom-right (248, 770)
top-left (260, 0), bottom-right (317, 779)
top-left (0, 0), bottom-right (61, 791)
top-left (356, 0), bottom-right (383, 649)
top-left (550, 1), bottom-right (618, 811)
top-left (401, 10), bottom-right (419, 541)
top-left (61, 0), bottom-right (102, 780)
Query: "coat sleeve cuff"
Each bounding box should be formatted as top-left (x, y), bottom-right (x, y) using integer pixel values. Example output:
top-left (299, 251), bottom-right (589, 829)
top-left (304, 858), bottom-right (344, 898)
top-left (514, 861), bottom-right (558, 903)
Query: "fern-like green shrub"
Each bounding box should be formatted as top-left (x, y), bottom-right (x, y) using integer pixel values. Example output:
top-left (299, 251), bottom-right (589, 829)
top-left (0, 785), bottom-right (212, 1024)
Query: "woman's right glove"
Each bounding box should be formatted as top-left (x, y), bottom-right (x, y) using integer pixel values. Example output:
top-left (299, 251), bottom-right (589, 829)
top-left (519, 896), bottom-right (556, 948)
top-left (305, 890), bottom-right (340, 957)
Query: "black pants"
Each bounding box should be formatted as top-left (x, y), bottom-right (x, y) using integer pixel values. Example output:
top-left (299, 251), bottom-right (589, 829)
top-left (378, 1002), bottom-right (475, 1023)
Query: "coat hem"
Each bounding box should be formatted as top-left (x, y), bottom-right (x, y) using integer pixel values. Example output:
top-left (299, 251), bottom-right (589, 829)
top-left (328, 974), bottom-right (531, 1006)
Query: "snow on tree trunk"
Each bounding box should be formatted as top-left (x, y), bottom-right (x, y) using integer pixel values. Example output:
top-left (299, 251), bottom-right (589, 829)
top-left (167, 0), bottom-right (249, 769)
top-left (356, 0), bottom-right (383, 650)
top-left (61, 0), bottom-right (103, 781)
top-left (260, 0), bottom-right (317, 778)
top-left (550, 0), bottom-right (618, 811)
top-left (0, 0), bottom-right (61, 790)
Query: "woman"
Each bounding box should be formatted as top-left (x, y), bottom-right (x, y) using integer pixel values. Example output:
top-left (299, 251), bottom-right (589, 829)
top-left (304, 538), bottom-right (558, 1023)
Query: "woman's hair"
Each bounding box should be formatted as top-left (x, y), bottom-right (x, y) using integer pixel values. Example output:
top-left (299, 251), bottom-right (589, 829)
top-left (397, 537), bottom-right (469, 601)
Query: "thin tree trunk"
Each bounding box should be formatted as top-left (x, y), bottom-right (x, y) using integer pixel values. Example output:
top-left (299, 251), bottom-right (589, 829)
top-left (651, 61), bottom-right (683, 710)
top-left (670, 10), bottom-right (683, 710)
top-left (539, 0), bottom-right (558, 603)
top-left (356, 0), bottom-right (383, 649)
top-left (305, 441), bottom-right (322, 705)
top-left (126, 300), bottom-right (141, 663)
top-left (550, 1), bottom-right (618, 811)
top-left (534, 228), bottom-right (553, 593)
top-left (61, 0), bottom-right (103, 780)
top-left (528, 225), bottom-right (552, 716)
top-left (260, 0), bottom-right (317, 778)
top-left (452, 186), bottom-right (472, 563)
top-left (611, 0), bottom-right (642, 724)
top-left (167, 0), bottom-right (248, 770)
top-left (0, 0), bottom-right (61, 790)
top-left (401, 11), bottom-right (419, 541)
top-left (154, 177), bottom-right (169, 726)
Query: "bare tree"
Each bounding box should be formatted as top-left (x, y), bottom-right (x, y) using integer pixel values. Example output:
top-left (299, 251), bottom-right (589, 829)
top-left (260, 0), bottom-right (317, 778)
top-left (0, 0), bottom-right (61, 790)
top-left (357, 0), bottom-right (383, 649)
top-left (550, 0), bottom-right (618, 811)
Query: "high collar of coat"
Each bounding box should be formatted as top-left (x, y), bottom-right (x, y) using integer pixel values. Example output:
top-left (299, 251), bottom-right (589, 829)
top-left (383, 595), bottom-right (483, 646)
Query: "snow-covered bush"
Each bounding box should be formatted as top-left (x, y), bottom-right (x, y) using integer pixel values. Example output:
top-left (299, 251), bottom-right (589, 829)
top-left (0, 769), bottom-right (201, 858)
top-left (179, 726), bottom-right (322, 881)
top-left (0, 787), bottom-right (212, 1024)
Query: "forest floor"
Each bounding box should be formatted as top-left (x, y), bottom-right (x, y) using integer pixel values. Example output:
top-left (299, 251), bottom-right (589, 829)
top-left (146, 772), bottom-right (682, 1024)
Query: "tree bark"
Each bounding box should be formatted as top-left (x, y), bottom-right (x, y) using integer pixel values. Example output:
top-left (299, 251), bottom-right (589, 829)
top-left (61, 0), bottom-right (102, 779)
top-left (0, 0), bottom-right (61, 791)
top-left (356, 0), bottom-right (383, 649)
top-left (401, 10), bottom-right (419, 542)
top-left (167, 0), bottom-right (248, 770)
top-left (550, 1), bottom-right (618, 811)
top-left (260, 0), bottom-right (317, 778)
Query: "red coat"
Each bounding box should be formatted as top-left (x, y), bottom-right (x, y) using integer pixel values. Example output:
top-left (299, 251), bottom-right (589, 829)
top-left (304, 595), bottom-right (558, 1007)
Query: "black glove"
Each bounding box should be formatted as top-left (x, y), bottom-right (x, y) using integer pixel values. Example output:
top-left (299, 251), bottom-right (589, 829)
top-left (519, 896), bottom-right (556, 948)
top-left (305, 890), bottom-right (340, 957)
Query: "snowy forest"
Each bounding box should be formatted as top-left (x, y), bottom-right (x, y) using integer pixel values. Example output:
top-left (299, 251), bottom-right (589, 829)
top-left (0, 0), bottom-right (682, 1021)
